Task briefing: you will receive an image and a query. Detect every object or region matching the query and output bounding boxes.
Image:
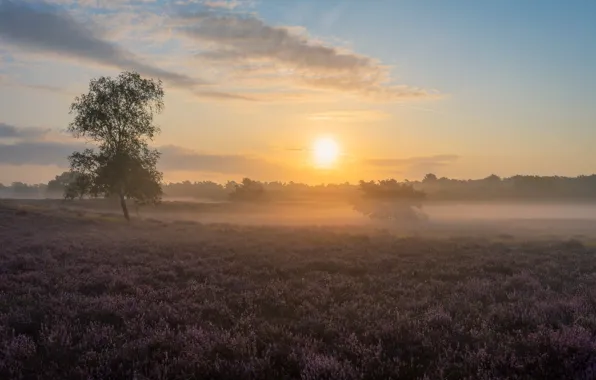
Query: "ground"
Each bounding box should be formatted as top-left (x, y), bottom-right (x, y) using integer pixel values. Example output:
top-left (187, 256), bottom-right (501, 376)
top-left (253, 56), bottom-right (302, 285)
top-left (1, 200), bottom-right (596, 379)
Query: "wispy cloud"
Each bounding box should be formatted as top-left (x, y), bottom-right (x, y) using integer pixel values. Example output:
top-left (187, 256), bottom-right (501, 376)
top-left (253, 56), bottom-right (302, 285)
top-left (41, 0), bottom-right (153, 10)
top-left (0, 75), bottom-right (73, 95)
top-left (159, 145), bottom-right (298, 178)
top-left (0, 122), bottom-right (51, 140)
top-left (0, 124), bottom-right (460, 182)
top-left (362, 154), bottom-right (459, 178)
top-left (0, 140), bottom-right (84, 166)
top-left (193, 89), bottom-right (257, 101)
top-left (306, 109), bottom-right (391, 123)
top-left (363, 154), bottom-right (459, 168)
top-left (0, 1), bottom-right (440, 103)
top-left (173, 0), bottom-right (251, 10)
top-left (173, 13), bottom-right (438, 100)
top-left (203, 0), bottom-right (241, 10)
top-left (0, 1), bottom-right (204, 89)
top-left (0, 127), bottom-right (300, 178)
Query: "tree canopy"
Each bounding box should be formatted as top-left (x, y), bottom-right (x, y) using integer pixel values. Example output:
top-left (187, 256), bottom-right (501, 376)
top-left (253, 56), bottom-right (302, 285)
top-left (228, 178), bottom-right (268, 202)
top-left (358, 179), bottom-right (426, 201)
top-left (46, 171), bottom-right (75, 195)
top-left (66, 71), bottom-right (165, 220)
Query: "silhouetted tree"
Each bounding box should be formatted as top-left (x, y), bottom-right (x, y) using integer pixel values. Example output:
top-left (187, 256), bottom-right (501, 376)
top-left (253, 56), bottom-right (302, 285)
top-left (353, 179), bottom-right (427, 222)
top-left (225, 181), bottom-right (239, 194)
top-left (67, 71), bottom-right (164, 220)
top-left (484, 174), bottom-right (501, 182)
top-left (47, 171), bottom-right (76, 196)
top-left (63, 172), bottom-right (93, 200)
top-left (38, 171), bottom-right (596, 203)
top-left (163, 180), bottom-right (227, 200)
top-left (229, 178), bottom-right (268, 202)
top-left (10, 182), bottom-right (43, 197)
top-left (423, 173), bottom-right (438, 183)
top-left (359, 179), bottom-right (426, 201)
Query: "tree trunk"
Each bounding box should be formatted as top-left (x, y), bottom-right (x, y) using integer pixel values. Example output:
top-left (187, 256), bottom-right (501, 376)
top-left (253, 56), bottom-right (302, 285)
top-left (119, 192), bottom-right (130, 221)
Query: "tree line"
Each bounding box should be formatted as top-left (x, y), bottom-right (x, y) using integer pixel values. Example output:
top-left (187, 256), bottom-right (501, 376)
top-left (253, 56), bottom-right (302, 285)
top-left (6, 172), bottom-right (596, 203)
top-left (2, 70), bottom-right (596, 221)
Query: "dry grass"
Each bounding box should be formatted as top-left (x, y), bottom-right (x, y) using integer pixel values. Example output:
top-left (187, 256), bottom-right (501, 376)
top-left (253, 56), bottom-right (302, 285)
top-left (1, 203), bottom-right (596, 379)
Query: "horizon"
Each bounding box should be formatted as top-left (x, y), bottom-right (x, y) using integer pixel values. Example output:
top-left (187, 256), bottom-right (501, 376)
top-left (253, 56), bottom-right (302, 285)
top-left (8, 171), bottom-right (596, 188)
top-left (1, 0), bottom-right (596, 184)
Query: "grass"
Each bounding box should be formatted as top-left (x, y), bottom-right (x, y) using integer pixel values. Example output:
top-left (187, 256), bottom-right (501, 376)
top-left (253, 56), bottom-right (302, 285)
top-left (1, 204), bottom-right (596, 379)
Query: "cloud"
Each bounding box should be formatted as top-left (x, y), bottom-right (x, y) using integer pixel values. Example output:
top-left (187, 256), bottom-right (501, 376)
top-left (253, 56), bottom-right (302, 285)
top-left (362, 154), bottom-right (459, 179)
top-left (18, 82), bottom-right (71, 94)
top-left (0, 137), bottom-right (299, 179)
top-left (173, 13), bottom-right (437, 99)
top-left (203, 0), bottom-right (240, 9)
top-left (0, 140), bottom-right (85, 166)
top-left (40, 0), bottom-right (152, 10)
top-left (0, 130), bottom-right (459, 183)
top-left (0, 0), bottom-right (204, 89)
top-left (1, 1), bottom-right (439, 103)
top-left (159, 145), bottom-right (297, 178)
top-left (173, 0), bottom-right (250, 9)
top-left (193, 89), bottom-right (257, 101)
top-left (363, 154), bottom-right (459, 168)
top-left (306, 109), bottom-right (390, 123)
top-left (0, 75), bottom-right (73, 95)
top-left (0, 122), bottom-right (51, 140)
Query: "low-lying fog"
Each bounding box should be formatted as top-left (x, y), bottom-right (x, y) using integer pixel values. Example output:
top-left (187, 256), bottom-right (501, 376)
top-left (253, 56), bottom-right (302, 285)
top-left (7, 198), bottom-right (596, 238)
top-left (160, 201), bottom-right (596, 238)
top-left (425, 202), bottom-right (596, 221)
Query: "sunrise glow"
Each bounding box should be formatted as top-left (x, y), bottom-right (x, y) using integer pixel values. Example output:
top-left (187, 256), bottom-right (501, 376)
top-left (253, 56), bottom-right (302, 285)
top-left (313, 137), bottom-right (340, 168)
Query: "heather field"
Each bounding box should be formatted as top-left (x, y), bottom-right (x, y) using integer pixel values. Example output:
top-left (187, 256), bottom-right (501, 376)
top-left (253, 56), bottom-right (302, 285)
top-left (2, 202), bottom-right (596, 379)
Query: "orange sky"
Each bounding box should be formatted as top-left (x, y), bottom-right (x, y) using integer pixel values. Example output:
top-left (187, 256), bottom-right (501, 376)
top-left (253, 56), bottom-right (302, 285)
top-left (1, 0), bottom-right (596, 184)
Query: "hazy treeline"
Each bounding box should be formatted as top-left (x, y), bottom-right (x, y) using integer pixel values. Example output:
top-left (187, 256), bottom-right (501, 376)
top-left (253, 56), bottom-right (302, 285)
top-left (165, 179), bottom-right (355, 201)
top-left (164, 174), bottom-right (596, 201)
top-left (4, 172), bottom-right (596, 201)
top-left (414, 174), bottom-right (596, 200)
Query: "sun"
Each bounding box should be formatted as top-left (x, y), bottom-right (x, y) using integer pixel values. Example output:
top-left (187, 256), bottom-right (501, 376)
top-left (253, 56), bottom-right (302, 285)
top-left (312, 137), bottom-right (340, 168)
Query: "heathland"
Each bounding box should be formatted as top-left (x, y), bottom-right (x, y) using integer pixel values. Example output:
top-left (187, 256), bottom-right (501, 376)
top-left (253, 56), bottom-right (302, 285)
top-left (2, 200), bottom-right (596, 379)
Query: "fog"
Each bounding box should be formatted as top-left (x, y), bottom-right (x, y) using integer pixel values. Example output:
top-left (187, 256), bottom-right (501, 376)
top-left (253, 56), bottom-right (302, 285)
top-left (184, 201), bottom-right (596, 224)
top-left (425, 202), bottom-right (596, 221)
top-left (124, 200), bottom-right (596, 240)
top-left (8, 198), bottom-right (596, 239)
top-left (159, 201), bottom-right (596, 240)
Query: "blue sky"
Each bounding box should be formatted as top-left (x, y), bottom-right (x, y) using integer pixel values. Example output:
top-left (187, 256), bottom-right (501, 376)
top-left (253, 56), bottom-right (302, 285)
top-left (0, 0), bottom-right (595, 184)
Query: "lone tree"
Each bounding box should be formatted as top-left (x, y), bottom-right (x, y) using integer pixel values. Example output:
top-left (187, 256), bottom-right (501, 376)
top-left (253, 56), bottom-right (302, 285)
top-left (352, 179), bottom-right (428, 223)
top-left (66, 71), bottom-right (164, 220)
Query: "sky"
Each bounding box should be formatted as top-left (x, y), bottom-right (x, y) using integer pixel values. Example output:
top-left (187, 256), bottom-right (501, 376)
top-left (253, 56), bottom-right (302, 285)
top-left (0, 0), bottom-right (595, 185)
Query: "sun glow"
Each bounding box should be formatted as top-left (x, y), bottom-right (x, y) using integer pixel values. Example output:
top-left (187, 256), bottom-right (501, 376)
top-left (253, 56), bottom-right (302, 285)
top-left (312, 137), bottom-right (340, 168)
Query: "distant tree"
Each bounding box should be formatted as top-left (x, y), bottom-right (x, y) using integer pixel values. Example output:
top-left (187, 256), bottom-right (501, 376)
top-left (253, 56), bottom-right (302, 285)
top-left (358, 179), bottom-right (426, 201)
top-left (224, 181), bottom-right (239, 194)
top-left (353, 179), bottom-right (427, 223)
top-left (47, 171), bottom-right (76, 195)
top-left (484, 174), bottom-right (501, 182)
top-left (67, 71), bottom-right (164, 220)
top-left (162, 180), bottom-right (227, 200)
top-left (423, 173), bottom-right (438, 183)
top-left (11, 182), bottom-right (27, 192)
top-left (64, 172), bottom-right (93, 200)
top-left (10, 182), bottom-right (38, 197)
top-left (229, 178), bottom-right (268, 202)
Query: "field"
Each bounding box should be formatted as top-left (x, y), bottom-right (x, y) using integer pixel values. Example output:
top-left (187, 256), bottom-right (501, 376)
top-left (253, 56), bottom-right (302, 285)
top-left (2, 200), bottom-right (596, 379)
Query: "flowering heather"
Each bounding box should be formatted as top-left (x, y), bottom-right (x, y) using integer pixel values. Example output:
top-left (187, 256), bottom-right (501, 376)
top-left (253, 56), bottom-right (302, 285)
top-left (1, 204), bottom-right (596, 379)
